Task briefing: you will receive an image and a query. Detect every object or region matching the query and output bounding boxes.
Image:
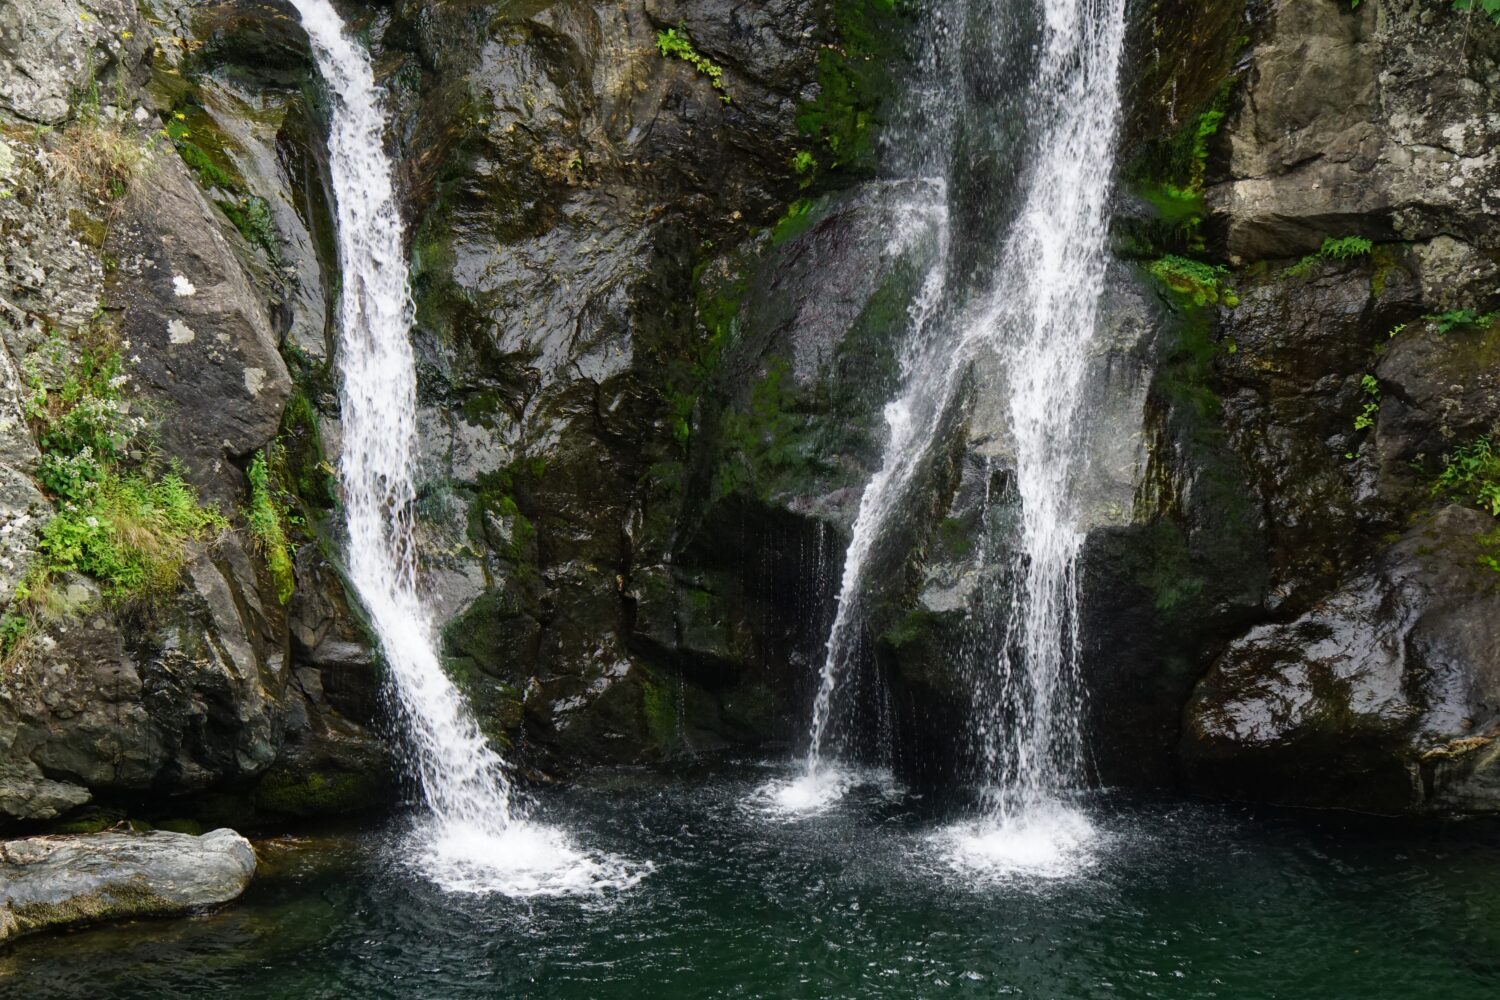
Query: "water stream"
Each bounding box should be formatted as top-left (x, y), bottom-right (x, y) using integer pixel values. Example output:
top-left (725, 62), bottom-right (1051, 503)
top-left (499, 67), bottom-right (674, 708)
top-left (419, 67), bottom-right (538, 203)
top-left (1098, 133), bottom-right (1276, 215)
top-left (772, 0), bottom-right (1127, 870)
top-left (290, 0), bottom-right (642, 896)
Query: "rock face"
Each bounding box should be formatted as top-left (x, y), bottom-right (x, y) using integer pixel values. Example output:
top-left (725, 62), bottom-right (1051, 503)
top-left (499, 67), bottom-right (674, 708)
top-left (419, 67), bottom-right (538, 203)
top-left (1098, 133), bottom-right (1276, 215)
top-left (1163, 0), bottom-right (1500, 812)
top-left (1210, 0), bottom-right (1500, 260)
top-left (0, 828), bottom-right (255, 943)
top-left (2, 0), bottom-right (1497, 827)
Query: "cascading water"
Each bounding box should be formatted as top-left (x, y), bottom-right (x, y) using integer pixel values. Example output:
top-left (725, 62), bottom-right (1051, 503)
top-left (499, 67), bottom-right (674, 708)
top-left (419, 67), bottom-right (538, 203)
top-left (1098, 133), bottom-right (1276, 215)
top-left (291, 0), bottom-right (643, 895)
top-left (769, 0), bottom-right (1128, 872)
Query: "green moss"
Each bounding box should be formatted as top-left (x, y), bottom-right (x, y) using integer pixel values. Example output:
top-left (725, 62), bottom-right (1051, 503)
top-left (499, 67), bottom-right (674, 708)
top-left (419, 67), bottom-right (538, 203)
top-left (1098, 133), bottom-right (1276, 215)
top-left (641, 672), bottom-right (683, 750)
top-left (219, 195), bottom-right (281, 263)
top-left (245, 450), bottom-right (295, 604)
top-left (1147, 254), bottom-right (1236, 306)
top-left (67, 209), bottom-right (107, 248)
top-left (253, 768), bottom-right (379, 818)
top-left (163, 114), bottom-right (241, 192)
top-left (794, 0), bottom-right (910, 181)
top-left (881, 607), bottom-right (946, 649)
top-left (769, 198), bottom-right (818, 247)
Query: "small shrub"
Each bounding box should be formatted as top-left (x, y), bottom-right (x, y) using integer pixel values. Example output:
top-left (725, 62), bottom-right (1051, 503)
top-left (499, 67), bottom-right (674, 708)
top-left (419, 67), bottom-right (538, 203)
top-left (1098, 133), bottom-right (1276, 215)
top-left (656, 28), bottom-right (730, 103)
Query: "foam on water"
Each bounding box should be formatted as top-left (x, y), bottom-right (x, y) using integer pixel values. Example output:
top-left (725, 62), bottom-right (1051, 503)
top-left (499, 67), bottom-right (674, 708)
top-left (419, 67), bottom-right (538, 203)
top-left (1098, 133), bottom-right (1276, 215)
top-left (412, 819), bottom-right (651, 897)
top-left (934, 801), bottom-right (1100, 882)
top-left (748, 764), bottom-right (901, 820)
top-left (290, 0), bottom-right (641, 896)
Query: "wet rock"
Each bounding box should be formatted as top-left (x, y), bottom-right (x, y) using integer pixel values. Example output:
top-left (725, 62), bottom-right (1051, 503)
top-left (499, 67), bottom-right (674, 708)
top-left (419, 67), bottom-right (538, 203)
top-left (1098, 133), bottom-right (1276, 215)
top-left (1181, 506), bottom-right (1500, 813)
top-left (0, 828), bottom-right (255, 944)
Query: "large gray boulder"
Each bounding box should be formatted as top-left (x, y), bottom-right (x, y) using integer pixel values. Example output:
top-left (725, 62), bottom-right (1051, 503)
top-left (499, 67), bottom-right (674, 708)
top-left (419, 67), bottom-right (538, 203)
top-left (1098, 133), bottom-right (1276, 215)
top-left (0, 828), bottom-right (255, 944)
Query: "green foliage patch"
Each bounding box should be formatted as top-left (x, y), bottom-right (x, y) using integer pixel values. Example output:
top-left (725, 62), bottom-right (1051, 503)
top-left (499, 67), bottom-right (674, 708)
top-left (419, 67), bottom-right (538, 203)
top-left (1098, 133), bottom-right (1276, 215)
top-left (245, 450), bottom-right (295, 604)
top-left (656, 28), bottom-right (730, 103)
top-left (1428, 309), bottom-right (1497, 334)
top-left (7, 333), bottom-right (225, 658)
top-left (1432, 437), bottom-right (1500, 517)
top-left (1455, 0), bottom-right (1500, 24)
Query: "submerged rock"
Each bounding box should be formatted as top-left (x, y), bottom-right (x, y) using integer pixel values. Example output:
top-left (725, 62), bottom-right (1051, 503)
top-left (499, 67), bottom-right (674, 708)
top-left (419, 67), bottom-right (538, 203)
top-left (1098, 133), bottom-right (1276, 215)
top-left (0, 828), bottom-right (255, 944)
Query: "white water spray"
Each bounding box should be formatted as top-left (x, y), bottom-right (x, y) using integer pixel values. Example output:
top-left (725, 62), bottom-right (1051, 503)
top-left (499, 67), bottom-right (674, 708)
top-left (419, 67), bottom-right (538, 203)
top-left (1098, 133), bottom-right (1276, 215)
top-left (291, 0), bottom-right (643, 895)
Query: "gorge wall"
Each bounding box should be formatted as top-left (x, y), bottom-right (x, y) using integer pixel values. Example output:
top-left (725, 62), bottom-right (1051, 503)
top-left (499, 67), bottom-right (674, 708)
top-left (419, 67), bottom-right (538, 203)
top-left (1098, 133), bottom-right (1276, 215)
top-left (0, 0), bottom-right (1497, 832)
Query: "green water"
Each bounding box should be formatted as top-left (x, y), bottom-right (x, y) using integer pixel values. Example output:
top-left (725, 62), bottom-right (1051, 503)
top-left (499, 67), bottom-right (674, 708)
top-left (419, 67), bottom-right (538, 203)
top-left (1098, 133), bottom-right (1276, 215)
top-left (4, 759), bottom-right (1499, 998)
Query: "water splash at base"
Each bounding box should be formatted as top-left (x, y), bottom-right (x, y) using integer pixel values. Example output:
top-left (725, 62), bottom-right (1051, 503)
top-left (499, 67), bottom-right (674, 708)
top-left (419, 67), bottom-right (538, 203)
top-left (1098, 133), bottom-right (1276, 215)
top-left (411, 819), bottom-right (651, 897)
top-left (933, 800), bottom-right (1099, 882)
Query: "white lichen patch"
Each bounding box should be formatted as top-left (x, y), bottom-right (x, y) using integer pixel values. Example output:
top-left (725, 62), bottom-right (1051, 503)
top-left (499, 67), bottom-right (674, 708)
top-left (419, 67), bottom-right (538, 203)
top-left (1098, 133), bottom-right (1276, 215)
top-left (172, 274), bottom-right (197, 297)
top-left (243, 367), bottom-right (266, 396)
top-left (167, 319), bottom-right (196, 345)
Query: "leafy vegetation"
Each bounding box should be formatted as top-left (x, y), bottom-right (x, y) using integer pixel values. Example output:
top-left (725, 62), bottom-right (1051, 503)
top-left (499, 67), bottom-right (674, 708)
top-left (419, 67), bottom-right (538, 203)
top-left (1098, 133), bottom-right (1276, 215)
top-left (1353, 374), bottom-right (1380, 431)
top-left (1428, 309), bottom-right (1497, 333)
top-left (1432, 437), bottom-right (1500, 517)
top-left (28, 473), bottom-right (224, 600)
top-left (1282, 236), bottom-right (1373, 278)
top-left (1147, 255), bottom-right (1237, 307)
top-left (6, 333), bottom-right (225, 658)
top-left (656, 28), bottom-right (730, 103)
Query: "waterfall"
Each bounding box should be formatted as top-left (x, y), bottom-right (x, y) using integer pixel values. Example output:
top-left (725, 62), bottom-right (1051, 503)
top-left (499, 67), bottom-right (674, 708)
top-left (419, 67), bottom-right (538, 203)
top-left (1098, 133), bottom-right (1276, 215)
top-left (291, 0), bottom-right (643, 895)
top-left (773, 0), bottom-right (1127, 867)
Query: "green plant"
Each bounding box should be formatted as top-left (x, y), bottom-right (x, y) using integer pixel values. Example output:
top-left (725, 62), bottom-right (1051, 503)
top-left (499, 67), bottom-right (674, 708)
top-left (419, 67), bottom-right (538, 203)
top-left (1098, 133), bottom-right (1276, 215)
top-left (245, 450), bottom-right (295, 604)
top-left (219, 196), bottom-right (281, 264)
top-left (1428, 308), bottom-right (1497, 333)
top-left (1148, 255), bottom-right (1236, 306)
top-left (1353, 374), bottom-right (1380, 431)
top-left (10, 332), bottom-right (226, 635)
top-left (1283, 235), bottom-right (1373, 278)
top-left (1432, 437), bottom-right (1500, 516)
top-left (29, 472), bottom-right (224, 600)
top-left (656, 28), bottom-right (730, 103)
top-left (1455, 0), bottom-right (1500, 24)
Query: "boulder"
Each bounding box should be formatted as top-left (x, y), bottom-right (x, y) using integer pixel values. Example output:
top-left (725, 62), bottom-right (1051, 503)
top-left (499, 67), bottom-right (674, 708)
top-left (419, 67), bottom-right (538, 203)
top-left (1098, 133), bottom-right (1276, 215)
top-left (1181, 505), bottom-right (1500, 813)
top-left (0, 828), bottom-right (255, 944)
